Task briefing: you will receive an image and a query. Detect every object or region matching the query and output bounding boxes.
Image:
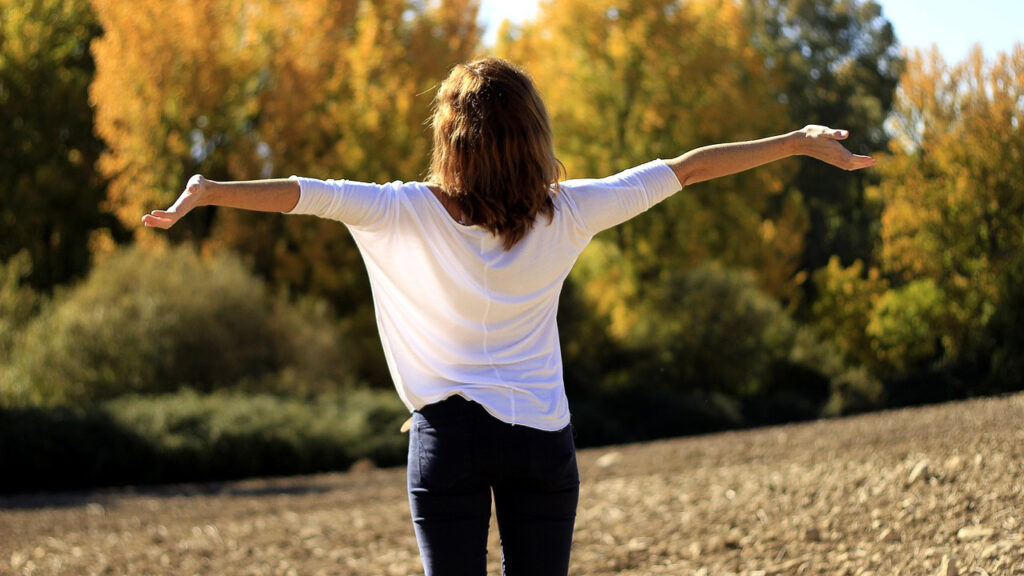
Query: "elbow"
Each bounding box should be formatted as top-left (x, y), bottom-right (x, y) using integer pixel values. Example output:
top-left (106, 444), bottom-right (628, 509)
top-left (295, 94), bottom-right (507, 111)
top-left (667, 159), bottom-right (699, 188)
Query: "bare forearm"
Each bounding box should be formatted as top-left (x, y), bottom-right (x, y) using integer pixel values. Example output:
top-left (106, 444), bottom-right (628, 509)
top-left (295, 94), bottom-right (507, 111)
top-left (665, 126), bottom-right (874, 188)
top-left (201, 178), bottom-right (300, 213)
top-left (142, 175), bottom-right (301, 229)
top-left (666, 132), bottom-right (799, 187)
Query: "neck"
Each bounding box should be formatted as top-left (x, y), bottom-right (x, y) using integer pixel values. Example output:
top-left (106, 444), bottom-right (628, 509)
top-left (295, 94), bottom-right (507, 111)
top-left (429, 185), bottom-right (469, 225)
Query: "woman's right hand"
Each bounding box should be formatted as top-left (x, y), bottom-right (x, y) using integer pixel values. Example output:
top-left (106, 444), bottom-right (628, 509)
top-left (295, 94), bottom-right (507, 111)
top-left (141, 174), bottom-right (208, 229)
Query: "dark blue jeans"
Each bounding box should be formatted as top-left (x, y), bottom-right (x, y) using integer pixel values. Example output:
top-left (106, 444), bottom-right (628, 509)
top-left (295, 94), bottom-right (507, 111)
top-left (407, 395), bottom-right (580, 576)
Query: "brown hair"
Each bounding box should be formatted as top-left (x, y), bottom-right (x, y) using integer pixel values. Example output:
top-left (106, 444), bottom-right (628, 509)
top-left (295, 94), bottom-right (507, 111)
top-left (428, 57), bottom-right (564, 250)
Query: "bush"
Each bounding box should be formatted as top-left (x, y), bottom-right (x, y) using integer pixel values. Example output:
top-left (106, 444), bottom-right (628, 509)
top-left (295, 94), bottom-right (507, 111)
top-left (866, 278), bottom-right (947, 377)
top-left (810, 256), bottom-right (888, 371)
top-left (0, 389), bottom-right (409, 493)
top-left (565, 261), bottom-right (847, 440)
top-left (821, 365), bottom-right (884, 416)
top-left (631, 264), bottom-right (841, 425)
top-left (3, 245), bottom-right (355, 407)
top-left (986, 253), bottom-right (1024, 393)
top-left (0, 251), bottom-right (40, 360)
top-left (628, 264), bottom-right (789, 398)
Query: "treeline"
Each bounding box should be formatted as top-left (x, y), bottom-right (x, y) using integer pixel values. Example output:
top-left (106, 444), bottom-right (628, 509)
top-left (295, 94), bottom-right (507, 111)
top-left (1, 0), bottom-right (1022, 491)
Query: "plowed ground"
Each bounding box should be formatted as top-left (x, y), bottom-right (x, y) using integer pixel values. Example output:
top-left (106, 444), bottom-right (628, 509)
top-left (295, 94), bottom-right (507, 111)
top-left (3, 393), bottom-right (1023, 575)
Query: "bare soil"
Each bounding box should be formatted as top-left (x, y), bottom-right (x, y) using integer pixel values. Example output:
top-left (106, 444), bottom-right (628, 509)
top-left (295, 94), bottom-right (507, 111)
top-left (2, 393), bottom-right (1023, 575)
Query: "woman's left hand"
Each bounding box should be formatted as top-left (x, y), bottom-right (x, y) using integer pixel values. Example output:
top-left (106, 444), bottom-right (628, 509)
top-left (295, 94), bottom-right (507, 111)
top-left (141, 174), bottom-right (208, 229)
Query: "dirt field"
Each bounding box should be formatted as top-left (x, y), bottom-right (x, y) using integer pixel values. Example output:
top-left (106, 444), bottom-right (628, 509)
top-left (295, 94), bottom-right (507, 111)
top-left (2, 393), bottom-right (1022, 576)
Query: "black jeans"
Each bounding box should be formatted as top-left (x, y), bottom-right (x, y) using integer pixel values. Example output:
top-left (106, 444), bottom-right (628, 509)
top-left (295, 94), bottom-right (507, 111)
top-left (407, 395), bottom-right (580, 576)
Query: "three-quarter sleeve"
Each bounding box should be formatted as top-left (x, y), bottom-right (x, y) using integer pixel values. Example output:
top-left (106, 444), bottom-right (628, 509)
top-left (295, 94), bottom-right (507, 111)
top-left (286, 176), bottom-right (395, 230)
top-left (560, 159), bottom-right (682, 236)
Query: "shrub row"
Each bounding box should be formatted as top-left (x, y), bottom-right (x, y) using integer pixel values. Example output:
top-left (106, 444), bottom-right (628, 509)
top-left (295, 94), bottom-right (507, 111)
top-left (0, 245), bottom-right (359, 408)
top-left (559, 261), bottom-right (883, 446)
top-left (0, 389), bottom-right (409, 494)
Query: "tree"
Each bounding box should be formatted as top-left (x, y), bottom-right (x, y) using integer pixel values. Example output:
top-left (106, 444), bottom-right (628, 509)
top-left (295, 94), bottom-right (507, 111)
top-left (498, 0), bottom-right (808, 304)
top-left (744, 0), bottom-right (902, 278)
top-left (91, 0), bottom-right (483, 384)
top-left (811, 255), bottom-right (887, 370)
top-left (91, 0), bottom-right (271, 242)
top-left (92, 0), bottom-right (481, 243)
top-left (876, 45), bottom-right (1024, 368)
top-left (0, 0), bottom-right (119, 290)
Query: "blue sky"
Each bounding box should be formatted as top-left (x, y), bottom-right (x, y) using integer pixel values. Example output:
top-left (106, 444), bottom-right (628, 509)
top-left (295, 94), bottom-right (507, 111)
top-left (478, 0), bottom-right (1023, 62)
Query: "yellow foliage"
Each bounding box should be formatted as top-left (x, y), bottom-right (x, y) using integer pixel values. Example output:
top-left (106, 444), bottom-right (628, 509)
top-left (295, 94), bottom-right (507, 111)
top-left (91, 0), bottom-right (482, 314)
top-left (812, 256), bottom-right (888, 371)
top-left (91, 0), bottom-right (262, 230)
top-left (497, 0), bottom-right (805, 303)
top-left (877, 43), bottom-right (1024, 360)
top-left (572, 239), bottom-right (641, 341)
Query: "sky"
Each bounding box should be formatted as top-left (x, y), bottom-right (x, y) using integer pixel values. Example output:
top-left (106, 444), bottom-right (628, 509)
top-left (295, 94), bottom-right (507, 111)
top-left (478, 0), bottom-right (1024, 62)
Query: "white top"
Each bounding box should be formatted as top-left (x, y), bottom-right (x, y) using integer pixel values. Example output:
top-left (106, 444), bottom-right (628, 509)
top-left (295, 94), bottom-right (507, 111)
top-left (287, 160), bottom-right (682, 430)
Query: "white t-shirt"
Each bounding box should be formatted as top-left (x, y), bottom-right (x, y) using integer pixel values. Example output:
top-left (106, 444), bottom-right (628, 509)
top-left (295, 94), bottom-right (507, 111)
top-left (287, 160), bottom-right (682, 431)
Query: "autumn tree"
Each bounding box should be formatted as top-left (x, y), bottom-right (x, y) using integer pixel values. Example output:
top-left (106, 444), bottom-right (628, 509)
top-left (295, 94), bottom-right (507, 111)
top-left (230, 0), bottom-right (482, 305)
top-left (498, 0), bottom-right (808, 317)
top-left (0, 0), bottom-right (120, 290)
top-left (873, 45), bottom-right (1024, 376)
top-left (91, 0), bottom-right (263, 240)
top-left (91, 0), bottom-right (482, 384)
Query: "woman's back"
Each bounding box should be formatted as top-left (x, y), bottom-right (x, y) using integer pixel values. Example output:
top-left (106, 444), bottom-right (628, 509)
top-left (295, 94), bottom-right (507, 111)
top-left (287, 158), bottom-right (682, 429)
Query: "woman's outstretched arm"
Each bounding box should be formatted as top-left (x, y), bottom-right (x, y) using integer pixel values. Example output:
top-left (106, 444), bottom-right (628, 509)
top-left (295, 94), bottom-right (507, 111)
top-left (141, 176), bottom-right (300, 229)
top-left (665, 125), bottom-right (875, 188)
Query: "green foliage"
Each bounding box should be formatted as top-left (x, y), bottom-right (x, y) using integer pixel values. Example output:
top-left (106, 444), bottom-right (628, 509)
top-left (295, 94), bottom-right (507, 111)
top-left (821, 365), bottom-right (883, 416)
top-left (0, 0), bottom-right (121, 290)
top-left (563, 261), bottom-right (856, 442)
top-left (0, 251), bottom-right (40, 359)
top-left (878, 46), bottom-right (1024, 374)
top-left (811, 256), bottom-right (888, 370)
top-left (866, 278), bottom-right (946, 377)
top-left (985, 254), bottom-right (1024, 393)
top-left (104, 389), bottom-right (408, 481)
top-left (632, 264), bottom-right (846, 425)
top-left (3, 245), bottom-right (354, 407)
top-left (744, 0), bottom-right (902, 273)
top-left (0, 389), bottom-right (409, 493)
top-left (627, 264), bottom-right (791, 398)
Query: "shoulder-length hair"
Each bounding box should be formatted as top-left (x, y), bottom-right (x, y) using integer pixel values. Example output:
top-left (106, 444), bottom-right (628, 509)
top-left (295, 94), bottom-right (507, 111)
top-left (428, 57), bottom-right (564, 250)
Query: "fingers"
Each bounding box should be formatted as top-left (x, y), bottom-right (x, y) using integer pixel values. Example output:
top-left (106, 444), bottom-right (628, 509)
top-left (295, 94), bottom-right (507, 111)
top-left (140, 175), bottom-right (206, 230)
top-left (837, 150), bottom-right (875, 171)
top-left (847, 153), bottom-right (876, 170)
top-left (141, 207), bottom-right (185, 228)
top-left (803, 126), bottom-right (875, 171)
top-left (829, 147), bottom-right (875, 171)
top-left (141, 212), bottom-right (177, 229)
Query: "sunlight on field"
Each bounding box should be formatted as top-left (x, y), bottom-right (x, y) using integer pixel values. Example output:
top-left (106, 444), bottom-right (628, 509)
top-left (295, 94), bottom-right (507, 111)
top-left (3, 393), bottom-right (1022, 575)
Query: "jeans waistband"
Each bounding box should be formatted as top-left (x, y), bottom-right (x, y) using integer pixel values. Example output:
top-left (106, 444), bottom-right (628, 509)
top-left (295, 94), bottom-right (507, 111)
top-left (417, 394), bottom-right (480, 419)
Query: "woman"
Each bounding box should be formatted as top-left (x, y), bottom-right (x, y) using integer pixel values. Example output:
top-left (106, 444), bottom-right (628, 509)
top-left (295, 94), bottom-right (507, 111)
top-left (143, 57), bottom-right (874, 575)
